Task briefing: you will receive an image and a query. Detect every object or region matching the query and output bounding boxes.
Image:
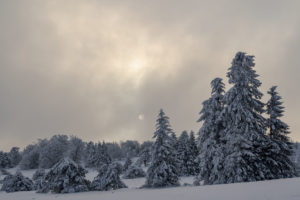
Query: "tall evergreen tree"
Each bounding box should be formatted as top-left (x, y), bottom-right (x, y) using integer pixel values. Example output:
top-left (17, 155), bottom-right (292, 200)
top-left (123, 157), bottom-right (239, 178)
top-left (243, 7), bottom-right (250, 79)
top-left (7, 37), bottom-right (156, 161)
top-left (177, 131), bottom-right (190, 176)
top-left (266, 86), bottom-right (296, 178)
top-left (218, 52), bottom-right (270, 183)
top-left (144, 109), bottom-right (179, 187)
top-left (195, 77), bottom-right (225, 185)
top-left (188, 131), bottom-right (199, 175)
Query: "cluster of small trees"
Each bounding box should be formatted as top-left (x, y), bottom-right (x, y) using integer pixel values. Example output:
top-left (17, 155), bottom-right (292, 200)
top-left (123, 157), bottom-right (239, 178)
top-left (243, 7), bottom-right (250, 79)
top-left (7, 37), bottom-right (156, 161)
top-left (0, 52), bottom-right (297, 193)
top-left (0, 147), bottom-right (22, 169)
top-left (0, 135), bottom-right (152, 170)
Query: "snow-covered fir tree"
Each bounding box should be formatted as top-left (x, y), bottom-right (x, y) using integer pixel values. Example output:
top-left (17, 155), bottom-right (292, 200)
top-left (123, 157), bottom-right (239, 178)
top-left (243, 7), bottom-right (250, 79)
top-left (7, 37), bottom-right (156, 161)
top-left (85, 141), bottom-right (96, 167)
top-left (122, 157), bottom-right (132, 172)
top-left (144, 109), bottom-right (180, 188)
top-left (188, 131), bottom-right (199, 175)
top-left (38, 157), bottom-right (90, 193)
top-left (90, 162), bottom-right (127, 191)
top-left (170, 132), bottom-right (178, 150)
top-left (1, 171), bottom-right (34, 193)
top-left (123, 164), bottom-right (146, 179)
top-left (266, 86), bottom-right (296, 178)
top-left (217, 52), bottom-right (271, 183)
top-left (177, 130), bottom-right (199, 176)
top-left (195, 77), bottom-right (225, 185)
top-left (177, 131), bottom-right (190, 176)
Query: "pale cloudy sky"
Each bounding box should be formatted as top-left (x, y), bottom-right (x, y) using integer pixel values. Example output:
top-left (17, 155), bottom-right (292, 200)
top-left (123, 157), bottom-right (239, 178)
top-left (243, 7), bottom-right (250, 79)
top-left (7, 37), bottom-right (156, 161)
top-left (0, 0), bottom-right (299, 151)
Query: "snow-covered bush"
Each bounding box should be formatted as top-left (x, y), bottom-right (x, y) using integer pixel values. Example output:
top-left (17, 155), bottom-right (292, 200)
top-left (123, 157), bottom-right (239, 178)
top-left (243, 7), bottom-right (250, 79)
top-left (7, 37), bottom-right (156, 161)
top-left (122, 157), bottom-right (132, 172)
top-left (1, 171), bottom-right (34, 193)
top-left (32, 169), bottom-right (46, 190)
top-left (90, 162), bottom-right (127, 191)
top-left (37, 157), bottom-right (90, 193)
top-left (123, 165), bottom-right (146, 179)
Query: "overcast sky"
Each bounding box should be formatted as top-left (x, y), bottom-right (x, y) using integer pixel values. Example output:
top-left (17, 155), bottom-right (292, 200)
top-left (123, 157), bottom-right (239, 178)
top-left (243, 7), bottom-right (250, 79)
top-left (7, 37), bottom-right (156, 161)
top-left (0, 0), bottom-right (299, 151)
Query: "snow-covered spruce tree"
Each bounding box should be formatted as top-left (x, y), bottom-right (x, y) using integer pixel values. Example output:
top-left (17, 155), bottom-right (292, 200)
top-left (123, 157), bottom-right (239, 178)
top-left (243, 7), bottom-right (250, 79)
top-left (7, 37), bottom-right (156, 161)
top-left (1, 171), bottom-right (34, 193)
top-left (266, 86), bottom-right (296, 178)
top-left (85, 141), bottom-right (96, 167)
top-left (188, 131), bottom-right (199, 175)
top-left (122, 157), bottom-right (132, 172)
top-left (144, 109), bottom-right (180, 188)
top-left (195, 77), bottom-right (225, 185)
top-left (218, 52), bottom-right (271, 184)
top-left (123, 164), bottom-right (146, 179)
top-left (177, 131), bottom-right (190, 176)
top-left (90, 162), bottom-right (127, 191)
top-left (37, 157), bottom-right (90, 193)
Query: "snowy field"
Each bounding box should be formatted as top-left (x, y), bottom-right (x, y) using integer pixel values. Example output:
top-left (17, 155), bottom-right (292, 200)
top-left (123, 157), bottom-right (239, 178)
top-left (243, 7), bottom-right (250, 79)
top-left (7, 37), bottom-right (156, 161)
top-left (1, 168), bottom-right (300, 200)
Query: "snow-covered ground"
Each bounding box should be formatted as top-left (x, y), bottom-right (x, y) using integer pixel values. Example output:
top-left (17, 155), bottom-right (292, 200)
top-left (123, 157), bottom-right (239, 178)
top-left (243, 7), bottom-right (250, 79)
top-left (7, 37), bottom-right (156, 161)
top-left (1, 168), bottom-right (300, 200)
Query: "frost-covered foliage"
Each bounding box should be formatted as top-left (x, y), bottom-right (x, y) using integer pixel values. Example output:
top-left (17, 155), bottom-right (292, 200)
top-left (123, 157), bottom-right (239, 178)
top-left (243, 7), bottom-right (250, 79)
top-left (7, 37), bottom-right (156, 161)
top-left (122, 157), bottom-right (132, 172)
top-left (136, 142), bottom-right (152, 167)
top-left (120, 140), bottom-right (140, 158)
top-left (177, 131), bottom-right (190, 175)
top-left (195, 77), bottom-right (225, 185)
top-left (39, 135), bottom-right (69, 169)
top-left (177, 131), bottom-right (199, 176)
top-left (265, 86), bottom-right (296, 178)
top-left (144, 109), bottom-right (179, 188)
top-left (32, 169), bottom-right (46, 190)
top-left (188, 131), bottom-right (199, 175)
top-left (37, 157), bottom-right (90, 193)
top-left (32, 168), bottom-right (46, 181)
top-left (1, 171), bottom-right (34, 193)
top-left (267, 86), bottom-right (292, 143)
top-left (90, 162), bottom-right (127, 191)
top-left (67, 136), bottom-right (85, 164)
top-left (123, 165), bottom-right (146, 179)
top-left (19, 144), bottom-right (40, 170)
top-left (8, 147), bottom-right (22, 167)
top-left (0, 151), bottom-right (11, 168)
top-left (217, 52), bottom-right (272, 183)
top-left (106, 142), bottom-right (123, 160)
top-left (85, 142), bottom-right (112, 168)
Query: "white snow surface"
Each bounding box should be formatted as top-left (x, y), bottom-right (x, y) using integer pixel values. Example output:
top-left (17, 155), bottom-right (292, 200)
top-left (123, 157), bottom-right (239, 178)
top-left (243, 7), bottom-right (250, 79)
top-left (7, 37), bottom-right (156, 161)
top-left (1, 168), bottom-right (300, 200)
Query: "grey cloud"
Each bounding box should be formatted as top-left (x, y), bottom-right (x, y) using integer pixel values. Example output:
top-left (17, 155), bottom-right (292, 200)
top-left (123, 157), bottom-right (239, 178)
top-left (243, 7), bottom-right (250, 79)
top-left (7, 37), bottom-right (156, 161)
top-left (0, 0), bottom-right (299, 150)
